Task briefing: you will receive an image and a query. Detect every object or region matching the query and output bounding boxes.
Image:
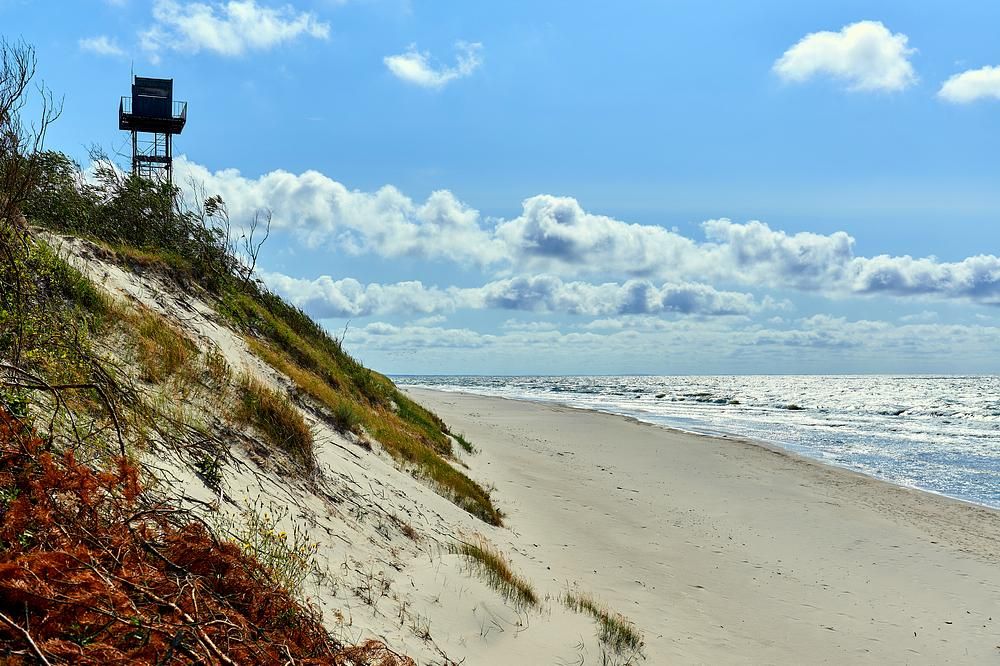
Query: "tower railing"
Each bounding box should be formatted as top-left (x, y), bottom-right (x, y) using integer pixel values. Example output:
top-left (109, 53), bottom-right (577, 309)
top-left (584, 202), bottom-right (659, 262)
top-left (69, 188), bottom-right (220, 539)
top-left (119, 97), bottom-right (187, 120)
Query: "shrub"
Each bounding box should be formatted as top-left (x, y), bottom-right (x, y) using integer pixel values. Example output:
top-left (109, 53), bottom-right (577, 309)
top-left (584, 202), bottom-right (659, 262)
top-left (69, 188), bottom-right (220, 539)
top-left (0, 407), bottom-right (417, 664)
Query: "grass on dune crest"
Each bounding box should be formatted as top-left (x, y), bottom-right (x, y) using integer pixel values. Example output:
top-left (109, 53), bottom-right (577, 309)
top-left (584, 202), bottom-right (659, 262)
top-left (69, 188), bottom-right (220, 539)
top-left (247, 336), bottom-right (502, 525)
top-left (221, 290), bottom-right (501, 524)
top-left (451, 432), bottom-right (476, 454)
top-left (452, 535), bottom-right (537, 610)
top-left (20, 145), bottom-right (501, 525)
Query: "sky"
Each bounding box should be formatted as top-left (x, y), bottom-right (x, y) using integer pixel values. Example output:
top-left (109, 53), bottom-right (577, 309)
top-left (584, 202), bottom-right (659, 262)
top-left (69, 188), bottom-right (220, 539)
top-left (6, 0), bottom-right (1000, 375)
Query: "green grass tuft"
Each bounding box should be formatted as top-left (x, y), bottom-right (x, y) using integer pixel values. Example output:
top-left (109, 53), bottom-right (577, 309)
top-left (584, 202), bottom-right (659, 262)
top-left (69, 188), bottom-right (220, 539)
top-left (562, 589), bottom-right (645, 659)
top-left (452, 535), bottom-right (537, 609)
top-left (129, 308), bottom-right (196, 384)
top-left (235, 373), bottom-right (314, 471)
top-left (451, 432), bottom-right (476, 454)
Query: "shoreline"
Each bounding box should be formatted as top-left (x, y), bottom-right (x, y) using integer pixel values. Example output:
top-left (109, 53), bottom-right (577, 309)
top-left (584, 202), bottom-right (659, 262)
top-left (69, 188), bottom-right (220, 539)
top-left (423, 387), bottom-right (1000, 548)
top-left (407, 386), bottom-right (1000, 663)
top-left (405, 384), bottom-right (1000, 514)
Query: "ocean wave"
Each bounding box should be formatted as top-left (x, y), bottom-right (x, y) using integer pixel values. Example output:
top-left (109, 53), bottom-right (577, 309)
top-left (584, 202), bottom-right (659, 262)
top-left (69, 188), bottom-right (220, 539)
top-left (394, 374), bottom-right (1000, 509)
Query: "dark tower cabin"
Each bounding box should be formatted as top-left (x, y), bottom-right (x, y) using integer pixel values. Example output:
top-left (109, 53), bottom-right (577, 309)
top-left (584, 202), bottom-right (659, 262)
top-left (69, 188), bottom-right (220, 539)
top-left (118, 77), bottom-right (187, 183)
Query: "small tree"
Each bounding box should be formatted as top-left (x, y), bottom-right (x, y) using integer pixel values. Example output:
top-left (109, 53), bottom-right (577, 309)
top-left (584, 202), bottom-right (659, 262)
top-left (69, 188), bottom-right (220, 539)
top-left (0, 38), bottom-right (61, 234)
top-left (0, 39), bottom-right (61, 365)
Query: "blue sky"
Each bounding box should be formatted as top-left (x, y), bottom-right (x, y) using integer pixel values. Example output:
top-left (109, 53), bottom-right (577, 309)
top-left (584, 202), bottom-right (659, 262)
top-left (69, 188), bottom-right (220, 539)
top-left (7, 0), bottom-right (1000, 374)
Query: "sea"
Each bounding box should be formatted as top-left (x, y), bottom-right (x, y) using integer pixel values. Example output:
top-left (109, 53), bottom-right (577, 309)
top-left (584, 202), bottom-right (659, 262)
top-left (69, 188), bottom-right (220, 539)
top-left (392, 375), bottom-right (1000, 510)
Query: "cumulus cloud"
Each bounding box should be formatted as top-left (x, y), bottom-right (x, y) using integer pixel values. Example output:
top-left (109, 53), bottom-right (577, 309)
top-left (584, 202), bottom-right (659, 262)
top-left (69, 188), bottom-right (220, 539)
top-left (141, 0), bottom-right (329, 59)
top-left (79, 35), bottom-right (125, 56)
top-left (494, 195), bottom-right (699, 277)
top-left (175, 157), bottom-right (506, 265)
top-left (261, 274), bottom-right (454, 318)
top-left (900, 310), bottom-right (939, 323)
top-left (848, 254), bottom-right (1000, 303)
top-left (938, 65), bottom-right (1000, 103)
top-left (384, 42), bottom-right (482, 89)
top-left (262, 272), bottom-right (762, 318)
top-left (356, 322), bottom-right (491, 350)
top-left (173, 158), bottom-right (1000, 306)
top-left (773, 20), bottom-right (916, 92)
top-left (700, 219), bottom-right (855, 288)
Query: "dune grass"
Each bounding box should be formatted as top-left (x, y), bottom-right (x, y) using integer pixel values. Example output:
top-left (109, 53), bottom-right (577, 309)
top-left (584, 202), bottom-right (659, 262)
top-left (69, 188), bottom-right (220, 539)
top-left (451, 431), bottom-right (476, 454)
top-left (233, 299), bottom-right (503, 525)
top-left (562, 589), bottom-right (644, 658)
top-left (452, 535), bottom-right (537, 610)
top-left (235, 373), bottom-right (314, 471)
top-left (249, 339), bottom-right (363, 435)
top-left (129, 308), bottom-right (196, 384)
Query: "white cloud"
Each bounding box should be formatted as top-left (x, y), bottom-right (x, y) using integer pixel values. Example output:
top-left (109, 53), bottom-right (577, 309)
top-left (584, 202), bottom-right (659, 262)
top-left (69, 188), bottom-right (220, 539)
top-left (384, 41), bottom-right (482, 89)
top-left (938, 65), bottom-right (1000, 103)
top-left (848, 253), bottom-right (1000, 303)
top-left (773, 20), bottom-right (916, 92)
top-left (261, 272), bottom-right (763, 318)
top-left (79, 35), bottom-right (125, 56)
top-left (476, 276), bottom-right (759, 316)
top-left (175, 157), bottom-right (507, 265)
top-left (141, 0), bottom-right (329, 58)
top-left (502, 320), bottom-right (560, 332)
top-left (262, 274), bottom-right (454, 318)
top-left (900, 310), bottom-right (938, 323)
top-left (494, 194), bottom-right (700, 277)
top-left (173, 158), bottom-right (1000, 306)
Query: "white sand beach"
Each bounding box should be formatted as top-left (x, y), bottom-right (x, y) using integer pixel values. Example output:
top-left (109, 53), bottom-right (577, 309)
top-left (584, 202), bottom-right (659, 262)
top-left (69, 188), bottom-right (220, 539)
top-left (407, 388), bottom-right (1000, 664)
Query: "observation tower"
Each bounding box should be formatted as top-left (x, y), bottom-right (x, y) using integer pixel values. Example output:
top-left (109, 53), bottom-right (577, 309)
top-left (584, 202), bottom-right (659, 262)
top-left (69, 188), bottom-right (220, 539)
top-left (118, 77), bottom-right (187, 183)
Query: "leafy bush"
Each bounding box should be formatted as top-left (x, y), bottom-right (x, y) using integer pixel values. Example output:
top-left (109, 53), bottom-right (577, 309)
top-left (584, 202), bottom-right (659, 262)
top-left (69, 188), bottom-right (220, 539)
top-left (24, 150), bottom-right (241, 292)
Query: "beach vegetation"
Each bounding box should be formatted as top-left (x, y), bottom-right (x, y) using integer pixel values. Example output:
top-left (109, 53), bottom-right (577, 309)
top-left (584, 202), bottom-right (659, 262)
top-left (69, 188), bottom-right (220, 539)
top-left (15, 136), bottom-right (502, 522)
top-left (213, 497), bottom-right (322, 598)
top-left (0, 405), bottom-right (413, 664)
top-left (562, 588), bottom-right (645, 663)
top-left (245, 335), bottom-right (502, 524)
top-left (235, 373), bottom-right (315, 471)
top-left (126, 306), bottom-right (197, 384)
top-left (452, 534), bottom-right (538, 609)
top-left (451, 431), bottom-right (476, 454)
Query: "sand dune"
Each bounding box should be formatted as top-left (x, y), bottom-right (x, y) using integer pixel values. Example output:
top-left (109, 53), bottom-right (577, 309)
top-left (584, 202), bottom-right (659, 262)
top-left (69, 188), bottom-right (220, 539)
top-left (409, 388), bottom-right (1000, 664)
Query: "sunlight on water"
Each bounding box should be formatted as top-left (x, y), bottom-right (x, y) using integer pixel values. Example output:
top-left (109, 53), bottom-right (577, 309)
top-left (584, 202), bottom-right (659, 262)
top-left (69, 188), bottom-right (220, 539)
top-left (394, 375), bottom-right (1000, 509)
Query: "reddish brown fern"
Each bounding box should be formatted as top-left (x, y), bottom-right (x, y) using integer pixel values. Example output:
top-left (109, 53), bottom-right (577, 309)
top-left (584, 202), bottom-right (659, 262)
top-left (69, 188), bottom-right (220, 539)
top-left (0, 409), bottom-right (414, 665)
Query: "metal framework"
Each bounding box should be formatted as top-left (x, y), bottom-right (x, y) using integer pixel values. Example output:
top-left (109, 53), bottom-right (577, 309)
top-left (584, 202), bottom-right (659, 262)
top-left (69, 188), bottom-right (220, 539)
top-left (118, 78), bottom-right (187, 183)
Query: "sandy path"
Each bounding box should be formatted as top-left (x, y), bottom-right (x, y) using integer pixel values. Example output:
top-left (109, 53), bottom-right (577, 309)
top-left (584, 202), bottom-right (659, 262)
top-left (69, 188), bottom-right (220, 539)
top-left (407, 388), bottom-right (1000, 665)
